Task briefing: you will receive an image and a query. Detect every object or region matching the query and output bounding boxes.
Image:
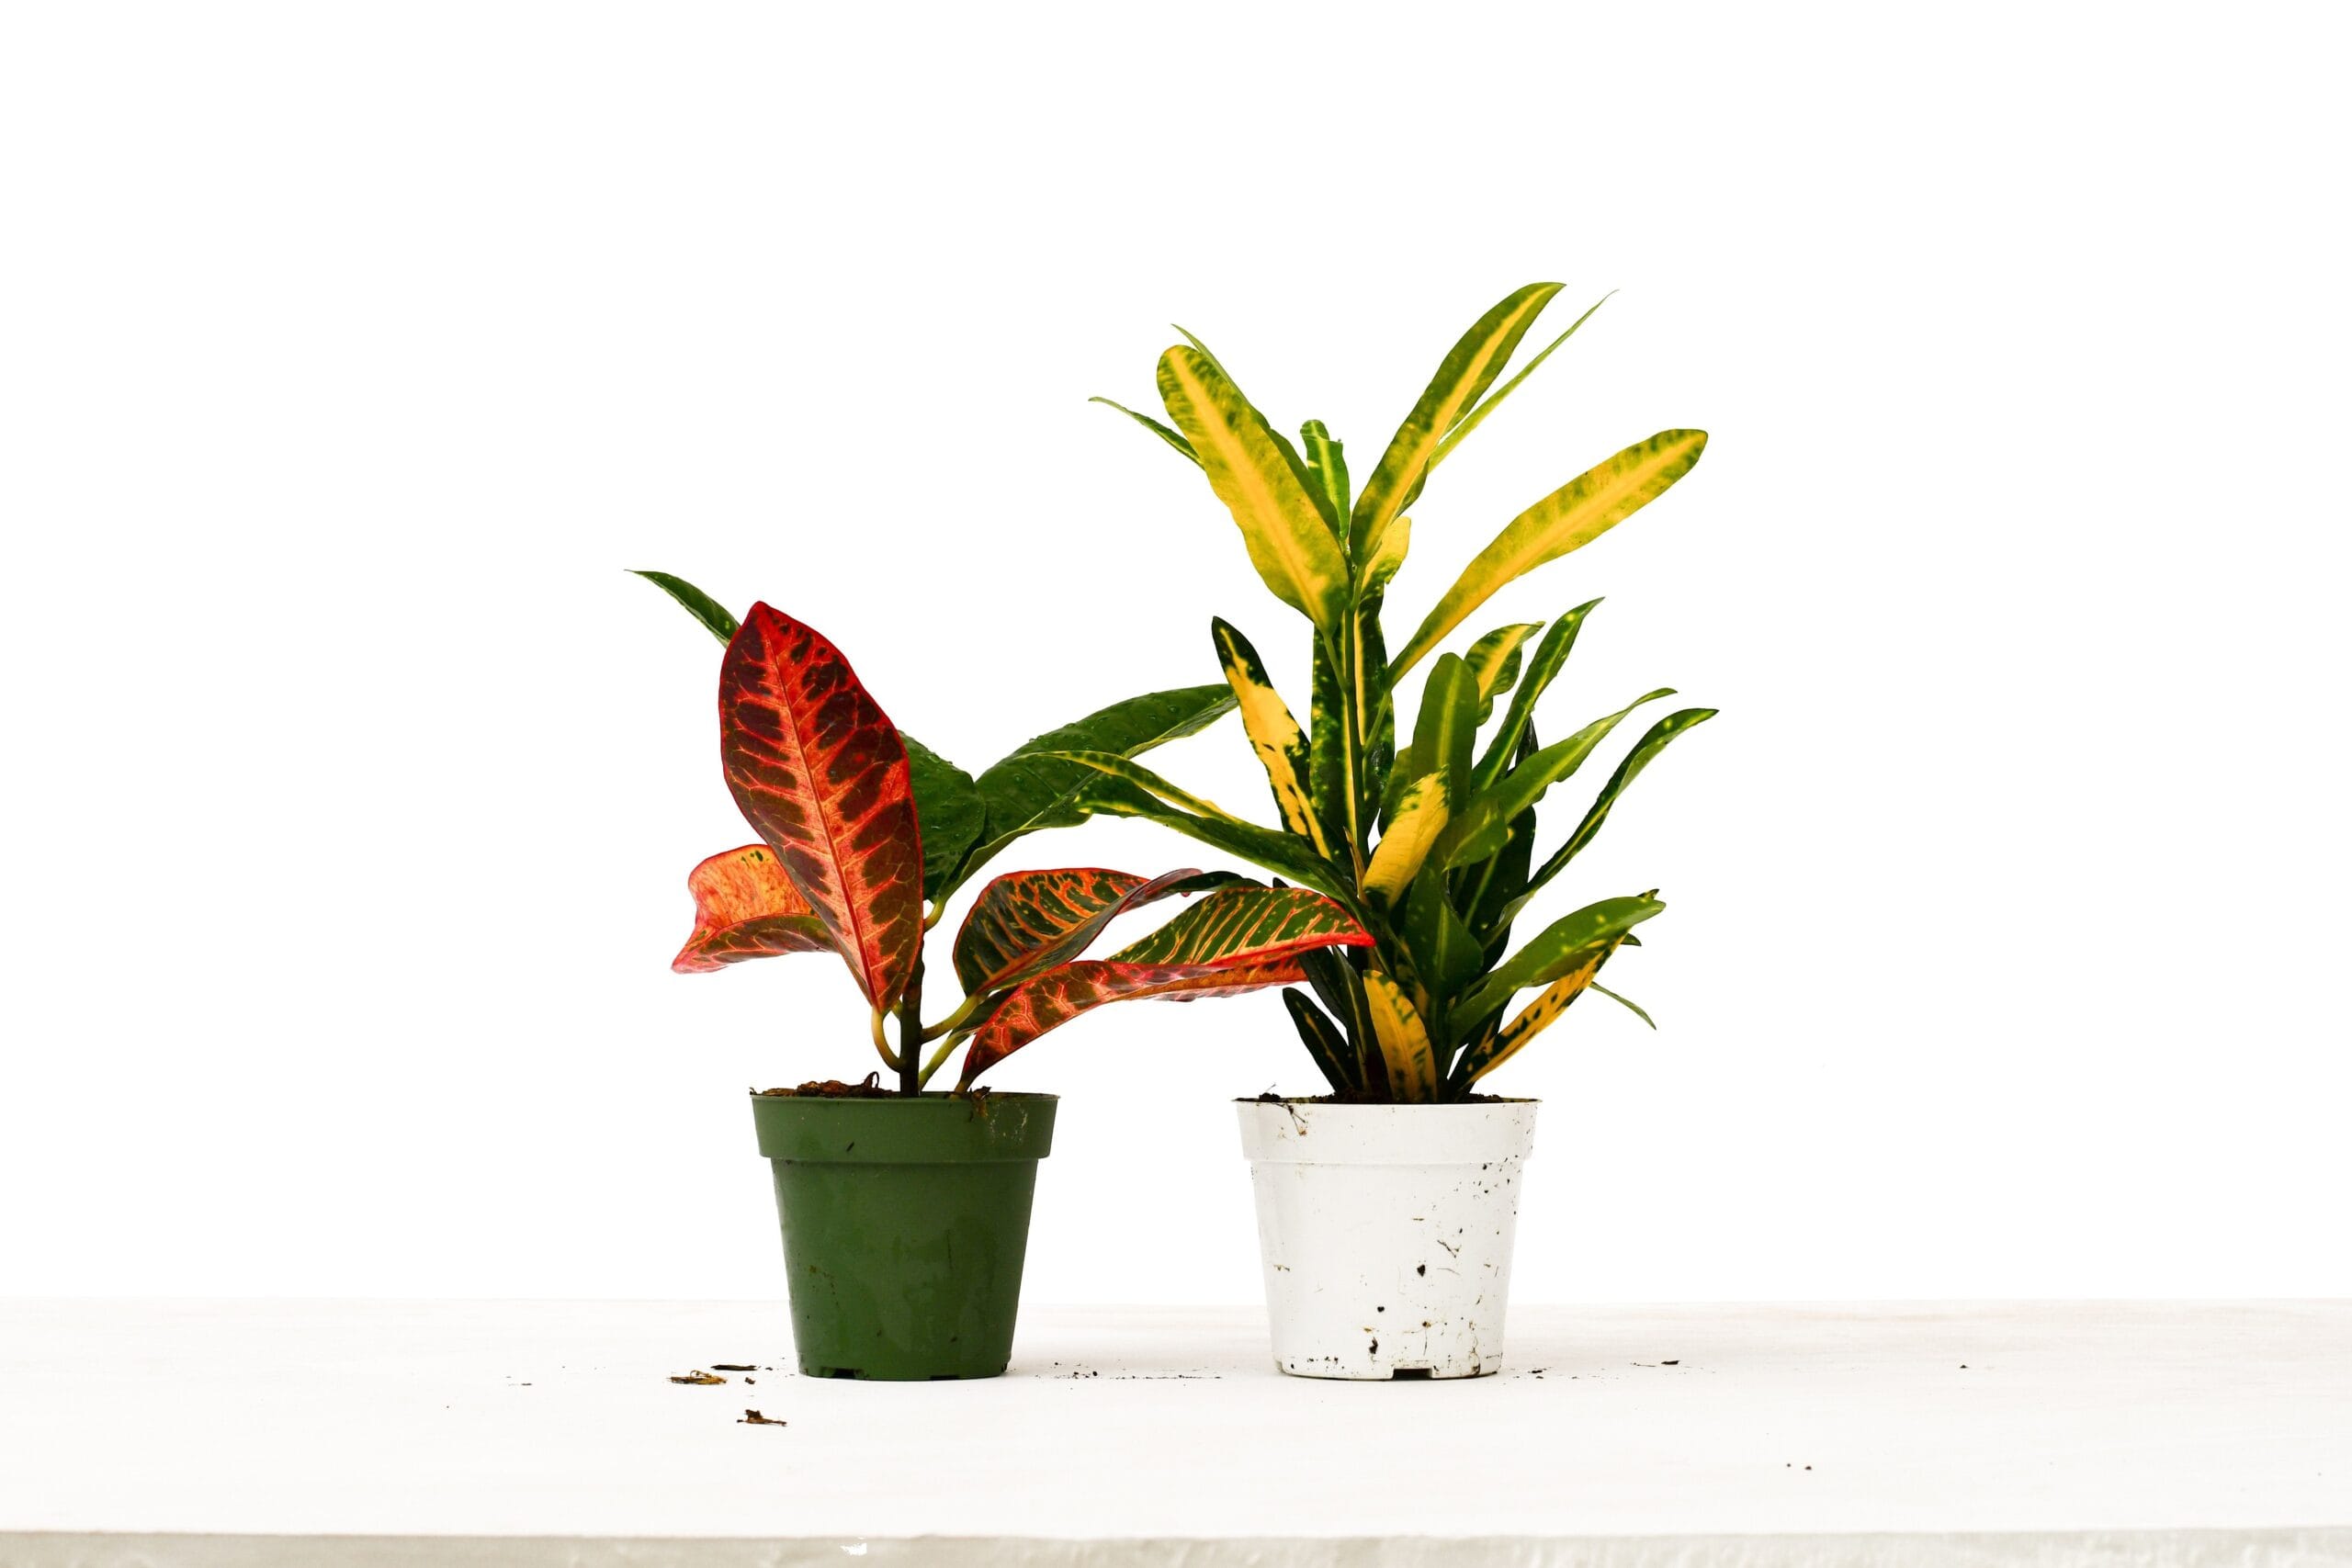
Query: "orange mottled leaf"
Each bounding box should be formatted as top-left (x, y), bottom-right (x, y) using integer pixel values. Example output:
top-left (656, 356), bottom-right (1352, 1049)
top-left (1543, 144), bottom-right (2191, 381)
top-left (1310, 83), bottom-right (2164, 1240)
top-left (957, 885), bottom-right (1373, 1081)
top-left (950, 866), bottom-right (1238, 995)
top-left (673, 844), bottom-right (834, 974)
top-left (720, 604), bottom-right (924, 1012)
top-left (959, 959), bottom-right (1310, 1083)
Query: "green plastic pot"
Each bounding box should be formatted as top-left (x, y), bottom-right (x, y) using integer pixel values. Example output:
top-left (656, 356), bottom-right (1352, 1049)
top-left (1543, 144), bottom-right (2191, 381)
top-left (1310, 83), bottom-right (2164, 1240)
top-left (750, 1090), bottom-right (1057, 1381)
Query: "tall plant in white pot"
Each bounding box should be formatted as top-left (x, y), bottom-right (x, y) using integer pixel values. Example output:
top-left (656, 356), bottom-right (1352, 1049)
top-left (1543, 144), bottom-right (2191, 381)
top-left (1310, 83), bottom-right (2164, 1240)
top-left (1063, 284), bottom-right (1713, 1378)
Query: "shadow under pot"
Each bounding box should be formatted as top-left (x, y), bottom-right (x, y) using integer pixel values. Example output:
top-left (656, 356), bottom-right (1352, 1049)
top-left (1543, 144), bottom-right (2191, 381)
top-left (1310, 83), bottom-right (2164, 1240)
top-left (751, 1090), bottom-right (1057, 1381)
top-left (1236, 1097), bottom-right (1538, 1380)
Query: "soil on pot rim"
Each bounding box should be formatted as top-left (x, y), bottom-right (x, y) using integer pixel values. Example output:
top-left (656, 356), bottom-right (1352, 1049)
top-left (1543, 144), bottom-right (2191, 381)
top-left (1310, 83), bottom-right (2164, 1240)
top-left (757, 1075), bottom-right (898, 1100)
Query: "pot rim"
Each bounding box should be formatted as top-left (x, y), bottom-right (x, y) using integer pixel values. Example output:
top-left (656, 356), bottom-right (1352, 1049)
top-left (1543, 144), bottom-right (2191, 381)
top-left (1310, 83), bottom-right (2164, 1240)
top-left (1231, 1095), bottom-right (1538, 1106)
top-left (747, 1089), bottom-right (1060, 1103)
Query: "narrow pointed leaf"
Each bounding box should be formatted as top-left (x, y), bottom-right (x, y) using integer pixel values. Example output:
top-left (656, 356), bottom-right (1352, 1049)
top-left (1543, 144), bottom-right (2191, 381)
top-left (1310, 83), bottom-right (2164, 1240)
top-left (1090, 397), bottom-right (1201, 467)
top-left (1437, 688), bottom-right (1677, 868)
top-left (672, 844), bottom-right (833, 974)
top-left (1355, 513), bottom-right (1411, 595)
top-left (1473, 600), bottom-right (1601, 791)
top-left (1592, 983), bottom-right (1656, 1029)
top-left (633, 570), bottom-right (739, 646)
top-left (1283, 989), bottom-right (1361, 1096)
top-left (1301, 946), bottom-right (1378, 1082)
top-left (1157, 346), bottom-right (1352, 638)
top-left (1064, 770), bottom-right (1359, 905)
top-left (1350, 283), bottom-right (1566, 559)
top-left (1460, 942), bottom-right (1622, 1085)
top-left (1300, 420), bottom-right (1350, 536)
top-left (1430, 291), bottom-right (1612, 468)
top-left (719, 604), bottom-right (925, 1012)
top-left (1404, 652), bottom-right (1479, 798)
top-left (1363, 970), bottom-right (1440, 1102)
top-left (1453, 894), bottom-right (1665, 1028)
top-left (1363, 773), bottom-right (1449, 908)
top-left (901, 736), bottom-right (984, 901)
top-left (1307, 640), bottom-right (1355, 857)
top-left (1041, 750), bottom-right (1250, 828)
top-left (1212, 618), bottom-right (1328, 853)
top-left (1397, 869), bottom-right (1484, 1013)
top-left (1502, 709), bottom-right (1717, 926)
top-left (960, 684), bottom-right (1235, 886)
top-left (950, 865), bottom-right (1237, 995)
top-left (1463, 622), bottom-right (1542, 722)
top-left (1392, 430), bottom-right (1709, 678)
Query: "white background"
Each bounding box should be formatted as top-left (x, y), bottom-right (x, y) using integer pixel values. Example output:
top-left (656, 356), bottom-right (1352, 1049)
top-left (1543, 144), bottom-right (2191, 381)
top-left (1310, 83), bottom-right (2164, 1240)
top-left (3, 3), bottom-right (2346, 1307)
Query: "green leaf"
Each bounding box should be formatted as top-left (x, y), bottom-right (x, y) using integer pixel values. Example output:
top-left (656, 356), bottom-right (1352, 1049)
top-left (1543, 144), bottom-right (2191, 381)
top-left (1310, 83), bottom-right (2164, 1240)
top-left (1057, 766), bottom-right (1361, 908)
top-left (1157, 347), bottom-right (1354, 640)
top-left (1300, 945), bottom-right (1378, 1087)
top-left (958, 684), bottom-right (1236, 893)
top-left (1436, 688), bottom-right (1677, 869)
top-left (1430, 291), bottom-right (1612, 468)
top-left (901, 736), bottom-right (985, 901)
top-left (1403, 653), bottom-right (1479, 800)
top-left (1300, 419), bottom-right (1350, 537)
top-left (1350, 283), bottom-right (1566, 561)
top-left (1500, 708), bottom-right (1717, 927)
top-left (1090, 397), bottom-right (1201, 468)
top-left (1592, 983), bottom-right (1656, 1029)
top-left (1473, 600), bottom-right (1601, 792)
top-left (631, 570), bottom-right (738, 646)
top-left (1452, 894), bottom-right (1666, 1029)
top-left (1462, 622), bottom-right (1542, 722)
top-left (1391, 429), bottom-right (1709, 679)
top-left (1283, 989), bottom-right (1361, 1096)
top-left (1397, 870), bottom-right (1484, 1019)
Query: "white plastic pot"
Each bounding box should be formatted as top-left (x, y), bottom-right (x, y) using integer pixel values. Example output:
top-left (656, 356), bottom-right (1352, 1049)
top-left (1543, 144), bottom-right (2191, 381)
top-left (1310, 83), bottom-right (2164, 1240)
top-left (1235, 1098), bottom-right (1539, 1380)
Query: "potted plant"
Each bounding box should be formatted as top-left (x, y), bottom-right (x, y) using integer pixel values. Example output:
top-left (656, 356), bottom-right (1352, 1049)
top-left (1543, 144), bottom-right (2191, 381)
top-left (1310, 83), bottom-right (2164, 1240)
top-left (641, 583), bottom-right (1371, 1380)
top-left (1068, 284), bottom-right (1713, 1378)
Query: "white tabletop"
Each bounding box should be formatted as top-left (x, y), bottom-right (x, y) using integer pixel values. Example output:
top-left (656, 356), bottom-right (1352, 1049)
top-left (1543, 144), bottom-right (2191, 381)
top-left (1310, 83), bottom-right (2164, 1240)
top-left (3, 1299), bottom-right (2346, 1566)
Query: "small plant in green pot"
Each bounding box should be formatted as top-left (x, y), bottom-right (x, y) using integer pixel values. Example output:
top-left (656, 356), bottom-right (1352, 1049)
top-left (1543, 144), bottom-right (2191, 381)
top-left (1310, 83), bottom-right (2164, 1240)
top-left (646, 586), bottom-right (1370, 1380)
top-left (1075, 284), bottom-right (1713, 1378)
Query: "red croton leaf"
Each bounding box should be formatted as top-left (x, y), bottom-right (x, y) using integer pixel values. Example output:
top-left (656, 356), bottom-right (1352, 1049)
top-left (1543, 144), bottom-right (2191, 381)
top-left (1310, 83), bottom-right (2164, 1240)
top-left (950, 866), bottom-right (1240, 995)
top-left (673, 844), bottom-right (834, 975)
top-left (719, 604), bottom-right (924, 1012)
top-left (957, 885), bottom-right (1372, 1082)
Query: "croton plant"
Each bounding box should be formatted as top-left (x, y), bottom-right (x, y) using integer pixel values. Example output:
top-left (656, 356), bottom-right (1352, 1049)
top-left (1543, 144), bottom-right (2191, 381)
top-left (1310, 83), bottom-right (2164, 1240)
top-left (1066, 284), bottom-right (1713, 1101)
top-left (639, 581), bottom-right (1372, 1093)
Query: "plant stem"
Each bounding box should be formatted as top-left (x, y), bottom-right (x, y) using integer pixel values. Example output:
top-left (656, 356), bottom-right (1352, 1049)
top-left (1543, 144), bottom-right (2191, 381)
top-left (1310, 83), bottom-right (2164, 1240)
top-left (896, 954), bottom-right (924, 1096)
top-left (918, 1031), bottom-right (968, 1089)
top-left (917, 990), bottom-right (986, 1044)
top-left (868, 1009), bottom-right (901, 1073)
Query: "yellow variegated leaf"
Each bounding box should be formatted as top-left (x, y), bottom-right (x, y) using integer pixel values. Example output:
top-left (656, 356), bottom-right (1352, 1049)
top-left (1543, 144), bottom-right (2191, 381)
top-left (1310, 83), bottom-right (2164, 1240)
top-left (1350, 283), bottom-right (1566, 560)
top-left (1157, 347), bottom-right (1352, 639)
top-left (1430, 291), bottom-right (1613, 469)
top-left (1212, 617), bottom-right (1329, 856)
top-left (1468, 948), bottom-right (1611, 1085)
top-left (1391, 429), bottom-right (1709, 679)
top-left (1355, 513), bottom-right (1411, 594)
top-left (1362, 772), bottom-right (1448, 907)
top-left (1363, 969), bottom-right (1440, 1101)
top-left (1463, 622), bottom-right (1542, 716)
